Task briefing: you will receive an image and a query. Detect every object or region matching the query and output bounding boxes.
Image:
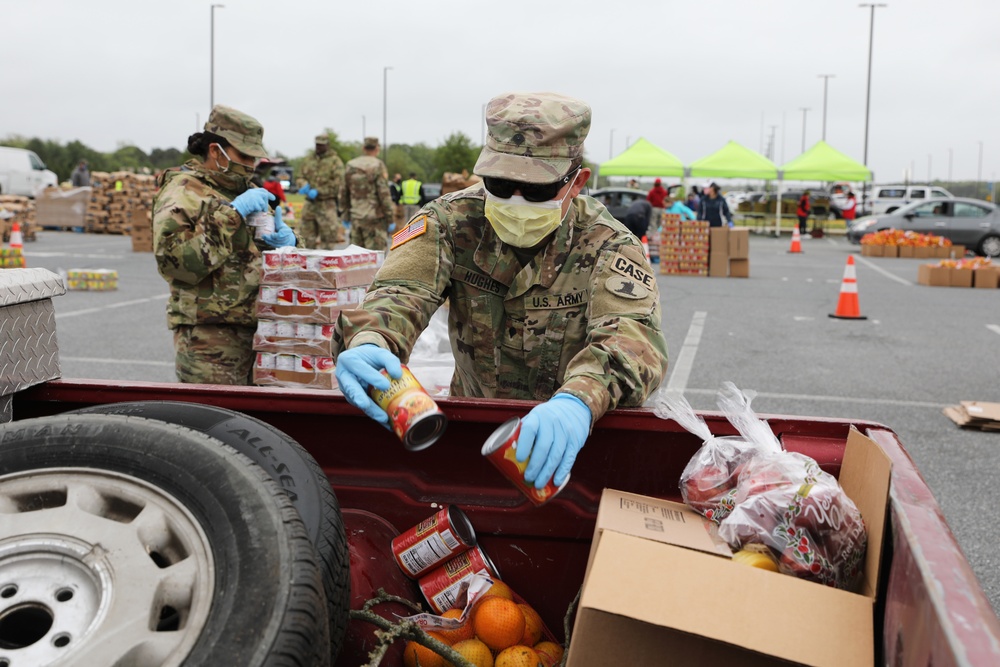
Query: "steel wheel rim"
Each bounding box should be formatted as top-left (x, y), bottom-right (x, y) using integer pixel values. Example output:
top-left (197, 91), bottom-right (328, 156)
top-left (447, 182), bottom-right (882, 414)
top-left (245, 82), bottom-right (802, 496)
top-left (981, 236), bottom-right (1000, 257)
top-left (0, 468), bottom-right (215, 667)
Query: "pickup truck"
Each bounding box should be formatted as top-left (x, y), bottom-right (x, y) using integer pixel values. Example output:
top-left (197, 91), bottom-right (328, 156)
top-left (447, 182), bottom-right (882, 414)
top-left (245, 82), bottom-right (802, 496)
top-left (5, 379), bottom-right (1000, 666)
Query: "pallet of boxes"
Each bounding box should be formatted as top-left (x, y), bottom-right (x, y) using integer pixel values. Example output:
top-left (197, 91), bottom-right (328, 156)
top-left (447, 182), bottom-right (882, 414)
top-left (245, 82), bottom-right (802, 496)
top-left (917, 257), bottom-right (999, 289)
top-left (0, 195), bottom-right (37, 243)
top-left (707, 226), bottom-right (750, 278)
top-left (252, 246), bottom-right (382, 390)
top-left (659, 216), bottom-right (748, 277)
top-left (86, 171), bottom-right (156, 235)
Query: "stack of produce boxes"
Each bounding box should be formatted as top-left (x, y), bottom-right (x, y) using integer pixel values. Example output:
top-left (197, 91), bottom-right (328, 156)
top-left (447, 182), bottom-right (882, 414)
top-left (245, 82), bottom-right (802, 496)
top-left (860, 230), bottom-right (963, 259)
top-left (917, 257), bottom-right (999, 288)
top-left (86, 172), bottom-right (156, 234)
top-left (65, 269), bottom-right (118, 291)
top-left (0, 195), bottom-right (37, 242)
top-left (252, 246), bottom-right (381, 390)
top-left (659, 215), bottom-right (709, 276)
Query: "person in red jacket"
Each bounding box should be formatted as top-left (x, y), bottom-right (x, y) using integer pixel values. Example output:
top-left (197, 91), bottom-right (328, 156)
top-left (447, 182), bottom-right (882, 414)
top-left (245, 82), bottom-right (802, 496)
top-left (796, 190), bottom-right (811, 234)
top-left (841, 191), bottom-right (857, 223)
top-left (646, 178), bottom-right (668, 231)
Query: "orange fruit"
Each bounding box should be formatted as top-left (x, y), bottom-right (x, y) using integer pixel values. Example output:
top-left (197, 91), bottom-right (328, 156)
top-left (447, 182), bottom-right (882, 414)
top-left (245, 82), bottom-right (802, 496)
top-left (447, 638), bottom-right (494, 667)
top-left (485, 579), bottom-right (515, 600)
top-left (495, 645), bottom-right (543, 667)
top-left (518, 604), bottom-right (543, 647)
top-left (403, 631), bottom-right (447, 667)
top-left (437, 607), bottom-right (475, 644)
top-left (533, 641), bottom-right (564, 667)
top-left (472, 596), bottom-right (526, 651)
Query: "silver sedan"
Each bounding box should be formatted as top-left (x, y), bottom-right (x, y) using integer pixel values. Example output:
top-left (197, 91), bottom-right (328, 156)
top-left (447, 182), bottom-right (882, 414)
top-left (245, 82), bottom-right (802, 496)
top-left (847, 197), bottom-right (1000, 257)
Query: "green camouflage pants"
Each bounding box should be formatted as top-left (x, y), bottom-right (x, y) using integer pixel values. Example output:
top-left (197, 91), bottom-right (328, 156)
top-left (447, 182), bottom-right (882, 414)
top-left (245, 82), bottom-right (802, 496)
top-left (173, 324), bottom-right (255, 385)
top-left (300, 199), bottom-right (344, 249)
top-left (350, 217), bottom-right (391, 251)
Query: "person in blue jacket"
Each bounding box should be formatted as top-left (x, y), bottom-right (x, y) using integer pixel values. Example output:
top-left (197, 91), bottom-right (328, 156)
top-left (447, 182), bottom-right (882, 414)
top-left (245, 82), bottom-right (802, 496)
top-left (664, 195), bottom-right (696, 221)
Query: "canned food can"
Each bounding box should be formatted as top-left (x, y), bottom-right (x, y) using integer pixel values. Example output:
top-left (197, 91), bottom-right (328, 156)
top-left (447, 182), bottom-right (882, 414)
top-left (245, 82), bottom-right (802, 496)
top-left (275, 321), bottom-right (298, 338)
top-left (256, 352), bottom-right (276, 369)
top-left (275, 354), bottom-right (296, 371)
top-left (296, 289), bottom-right (317, 306)
top-left (392, 505), bottom-right (477, 579)
top-left (482, 417), bottom-right (568, 506)
top-left (369, 365), bottom-right (447, 451)
top-left (417, 545), bottom-right (499, 614)
top-left (260, 286), bottom-right (279, 304)
top-left (257, 320), bottom-right (277, 337)
top-left (295, 323), bottom-right (316, 339)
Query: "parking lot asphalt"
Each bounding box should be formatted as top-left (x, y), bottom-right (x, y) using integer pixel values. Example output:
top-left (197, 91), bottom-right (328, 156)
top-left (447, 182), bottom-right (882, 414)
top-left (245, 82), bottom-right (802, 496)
top-left (18, 229), bottom-right (1000, 615)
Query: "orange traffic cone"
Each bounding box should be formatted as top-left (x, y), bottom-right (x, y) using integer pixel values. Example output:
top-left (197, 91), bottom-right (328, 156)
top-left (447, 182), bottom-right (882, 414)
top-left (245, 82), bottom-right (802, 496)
top-left (829, 256), bottom-right (866, 320)
top-left (788, 226), bottom-right (803, 253)
top-left (9, 221), bottom-right (24, 250)
top-left (640, 235), bottom-right (651, 262)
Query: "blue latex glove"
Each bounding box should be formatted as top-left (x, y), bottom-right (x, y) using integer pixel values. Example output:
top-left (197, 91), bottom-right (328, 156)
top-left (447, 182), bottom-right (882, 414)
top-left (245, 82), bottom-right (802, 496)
top-left (516, 393), bottom-right (591, 489)
top-left (335, 345), bottom-right (403, 424)
top-left (728, 220), bottom-right (735, 228)
top-left (231, 189), bottom-right (274, 219)
top-left (388, 222), bottom-right (396, 233)
top-left (307, 187), bottom-right (318, 200)
top-left (261, 206), bottom-right (296, 248)
top-left (297, 184), bottom-right (310, 195)
top-left (343, 220), bottom-right (351, 231)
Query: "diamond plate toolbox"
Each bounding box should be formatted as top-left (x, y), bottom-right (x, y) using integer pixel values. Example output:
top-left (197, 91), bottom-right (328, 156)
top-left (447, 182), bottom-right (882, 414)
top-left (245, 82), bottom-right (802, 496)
top-left (1, 268), bottom-right (66, 419)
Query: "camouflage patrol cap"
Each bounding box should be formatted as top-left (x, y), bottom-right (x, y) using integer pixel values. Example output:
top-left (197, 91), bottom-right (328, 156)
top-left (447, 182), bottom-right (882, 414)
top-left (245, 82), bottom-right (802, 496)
top-left (315, 134), bottom-right (329, 145)
top-left (204, 105), bottom-right (267, 159)
top-left (363, 136), bottom-right (380, 149)
top-left (474, 92), bottom-right (591, 184)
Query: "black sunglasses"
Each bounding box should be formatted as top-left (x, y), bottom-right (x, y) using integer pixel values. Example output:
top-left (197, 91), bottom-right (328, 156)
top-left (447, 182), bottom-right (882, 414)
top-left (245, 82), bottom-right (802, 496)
top-left (482, 167), bottom-right (580, 203)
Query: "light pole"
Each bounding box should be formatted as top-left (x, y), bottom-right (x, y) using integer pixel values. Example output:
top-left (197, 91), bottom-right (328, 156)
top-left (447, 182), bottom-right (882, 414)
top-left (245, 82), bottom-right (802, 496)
top-left (799, 108), bottom-right (810, 153)
top-left (362, 116), bottom-right (366, 141)
top-left (818, 74), bottom-right (835, 141)
top-left (948, 148), bottom-right (953, 181)
top-left (609, 129), bottom-right (616, 160)
top-left (859, 3), bottom-right (887, 212)
top-left (927, 154), bottom-right (932, 183)
top-left (382, 66), bottom-right (393, 161)
top-left (978, 141), bottom-right (984, 198)
top-left (210, 4), bottom-right (224, 110)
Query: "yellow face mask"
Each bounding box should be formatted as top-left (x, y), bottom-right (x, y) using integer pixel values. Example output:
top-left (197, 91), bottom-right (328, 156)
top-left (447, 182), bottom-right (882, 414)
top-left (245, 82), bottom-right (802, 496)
top-left (484, 193), bottom-right (568, 248)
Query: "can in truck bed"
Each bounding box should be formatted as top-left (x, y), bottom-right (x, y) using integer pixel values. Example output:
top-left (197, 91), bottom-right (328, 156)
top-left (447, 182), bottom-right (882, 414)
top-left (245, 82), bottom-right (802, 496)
top-left (418, 545), bottom-right (499, 614)
top-left (392, 505), bottom-right (477, 579)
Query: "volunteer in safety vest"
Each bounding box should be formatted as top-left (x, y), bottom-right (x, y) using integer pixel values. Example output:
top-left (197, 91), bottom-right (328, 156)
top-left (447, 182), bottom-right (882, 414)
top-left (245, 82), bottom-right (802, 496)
top-left (334, 92), bottom-right (669, 491)
top-left (400, 173), bottom-right (424, 222)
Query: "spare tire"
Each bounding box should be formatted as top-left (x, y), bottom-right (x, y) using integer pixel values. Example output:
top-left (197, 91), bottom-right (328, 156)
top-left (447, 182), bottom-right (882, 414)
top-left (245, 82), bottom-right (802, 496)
top-left (0, 414), bottom-right (329, 667)
top-left (67, 401), bottom-right (350, 661)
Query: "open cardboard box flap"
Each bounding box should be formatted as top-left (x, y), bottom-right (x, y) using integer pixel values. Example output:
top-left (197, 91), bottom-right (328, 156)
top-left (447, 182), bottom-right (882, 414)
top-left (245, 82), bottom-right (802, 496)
top-left (568, 428), bottom-right (892, 667)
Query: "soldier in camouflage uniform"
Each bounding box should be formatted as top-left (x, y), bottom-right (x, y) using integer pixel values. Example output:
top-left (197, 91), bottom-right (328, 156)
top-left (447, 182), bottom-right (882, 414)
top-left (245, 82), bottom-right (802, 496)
top-left (335, 92), bottom-right (669, 490)
top-left (298, 134), bottom-right (345, 248)
top-left (340, 137), bottom-right (395, 251)
top-left (153, 105), bottom-right (295, 385)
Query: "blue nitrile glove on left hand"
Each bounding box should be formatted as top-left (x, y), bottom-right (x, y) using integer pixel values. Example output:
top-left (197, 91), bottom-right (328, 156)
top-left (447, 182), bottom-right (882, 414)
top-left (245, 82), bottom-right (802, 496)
top-left (516, 393), bottom-right (591, 489)
top-left (335, 344), bottom-right (403, 425)
top-left (231, 189), bottom-right (274, 219)
top-left (388, 223), bottom-right (396, 233)
top-left (307, 188), bottom-right (318, 200)
top-left (297, 184), bottom-right (310, 195)
top-left (261, 206), bottom-right (296, 248)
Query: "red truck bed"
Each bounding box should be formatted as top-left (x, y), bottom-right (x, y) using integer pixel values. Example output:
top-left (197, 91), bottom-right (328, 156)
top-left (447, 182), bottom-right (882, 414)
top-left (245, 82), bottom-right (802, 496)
top-left (13, 379), bottom-right (1000, 665)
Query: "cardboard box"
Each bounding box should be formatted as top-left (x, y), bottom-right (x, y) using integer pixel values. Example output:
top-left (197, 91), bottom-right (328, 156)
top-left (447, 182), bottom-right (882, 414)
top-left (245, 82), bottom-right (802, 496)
top-left (708, 253), bottom-right (728, 277)
top-left (882, 245), bottom-right (899, 258)
top-left (729, 258), bottom-right (749, 278)
top-left (709, 227), bottom-right (729, 256)
top-left (898, 246), bottom-right (915, 258)
top-left (566, 429), bottom-right (891, 667)
top-left (950, 245), bottom-right (966, 259)
top-left (917, 263), bottom-right (950, 287)
top-left (950, 267), bottom-right (974, 288)
top-left (974, 267), bottom-right (1000, 289)
top-left (864, 244), bottom-right (883, 257)
top-left (932, 245), bottom-right (950, 259)
top-left (728, 228), bottom-right (749, 259)
top-left (913, 246), bottom-right (932, 259)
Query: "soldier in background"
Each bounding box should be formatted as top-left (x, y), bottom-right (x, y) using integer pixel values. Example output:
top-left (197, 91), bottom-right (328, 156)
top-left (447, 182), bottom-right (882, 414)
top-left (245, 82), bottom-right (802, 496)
top-left (298, 134), bottom-right (345, 248)
top-left (334, 92), bottom-right (669, 492)
top-left (340, 137), bottom-right (395, 251)
top-left (152, 105), bottom-right (296, 385)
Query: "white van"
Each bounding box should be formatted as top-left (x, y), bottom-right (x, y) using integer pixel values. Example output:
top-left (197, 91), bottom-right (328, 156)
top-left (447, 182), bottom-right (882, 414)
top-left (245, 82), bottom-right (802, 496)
top-left (0, 147), bottom-right (59, 197)
top-left (868, 183), bottom-right (954, 215)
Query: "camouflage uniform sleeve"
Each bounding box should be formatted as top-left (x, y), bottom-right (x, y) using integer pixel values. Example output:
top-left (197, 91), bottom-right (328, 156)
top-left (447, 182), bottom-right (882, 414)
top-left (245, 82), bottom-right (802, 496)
top-left (152, 177), bottom-right (247, 285)
top-left (335, 210), bottom-right (452, 360)
top-left (314, 155), bottom-right (343, 199)
top-left (339, 163), bottom-right (352, 217)
top-left (558, 239), bottom-right (669, 421)
top-left (375, 171), bottom-right (394, 219)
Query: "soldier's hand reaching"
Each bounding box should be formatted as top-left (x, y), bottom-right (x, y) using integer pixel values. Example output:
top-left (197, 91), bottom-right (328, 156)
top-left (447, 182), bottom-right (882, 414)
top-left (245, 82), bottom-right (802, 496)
top-left (297, 184), bottom-right (310, 195)
top-left (307, 188), bottom-right (318, 201)
top-left (231, 189), bottom-right (274, 219)
top-left (261, 206), bottom-right (296, 248)
top-left (335, 344), bottom-right (403, 424)
top-left (517, 393), bottom-right (591, 489)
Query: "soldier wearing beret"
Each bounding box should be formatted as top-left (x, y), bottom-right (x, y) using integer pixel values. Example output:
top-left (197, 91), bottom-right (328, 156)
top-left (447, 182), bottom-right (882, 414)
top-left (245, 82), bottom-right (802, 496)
top-left (298, 134), bottom-right (346, 248)
top-left (335, 92), bottom-right (669, 491)
top-left (340, 136), bottom-right (395, 250)
top-left (152, 104), bottom-right (296, 385)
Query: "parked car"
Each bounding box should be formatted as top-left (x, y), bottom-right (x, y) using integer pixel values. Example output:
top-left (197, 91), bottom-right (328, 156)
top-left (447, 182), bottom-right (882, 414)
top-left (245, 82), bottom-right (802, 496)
top-left (420, 182), bottom-right (442, 206)
top-left (865, 183), bottom-right (954, 216)
top-left (847, 197), bottom-right (1000, 256)
top-left (589, 187), bottom-right (649, 222)
top-left (0, 146), bottom-right (58, 197)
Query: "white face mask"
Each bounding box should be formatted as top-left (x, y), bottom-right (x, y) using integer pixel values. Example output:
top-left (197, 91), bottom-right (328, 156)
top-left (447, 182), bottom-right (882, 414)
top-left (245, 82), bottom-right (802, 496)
top-left (484, 192), bottom-right (570, 248)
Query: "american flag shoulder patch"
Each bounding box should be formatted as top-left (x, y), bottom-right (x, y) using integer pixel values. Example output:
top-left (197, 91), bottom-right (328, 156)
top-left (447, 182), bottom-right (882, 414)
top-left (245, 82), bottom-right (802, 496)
top-left (391, 215), bottom-right (428, 249)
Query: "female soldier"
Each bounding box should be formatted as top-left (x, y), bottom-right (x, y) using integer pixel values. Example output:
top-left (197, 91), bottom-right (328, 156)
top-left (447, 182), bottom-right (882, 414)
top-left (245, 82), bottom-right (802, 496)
top-left (153, 105), bottom-right (296, 385)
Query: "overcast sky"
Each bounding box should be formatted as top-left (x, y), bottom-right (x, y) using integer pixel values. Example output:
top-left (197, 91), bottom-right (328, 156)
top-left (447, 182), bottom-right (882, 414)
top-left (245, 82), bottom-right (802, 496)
top-left (3, 0), bottom-right (998, 183)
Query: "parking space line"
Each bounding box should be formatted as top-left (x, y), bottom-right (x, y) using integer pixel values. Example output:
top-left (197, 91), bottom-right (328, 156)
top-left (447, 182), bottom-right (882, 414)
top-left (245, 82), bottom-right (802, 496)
top-left (987, 325), bottom-right (1000, 337)
top-left (665, 311), bottom-right (706, 392)
top-left (855, 255), bottom-right (912, 286)
top-left (61, 356), bottom-right (174, 368)
top-left (56, 294), bottom-right (169, 319)
top-left (683, 387), bottom-right (944, 409)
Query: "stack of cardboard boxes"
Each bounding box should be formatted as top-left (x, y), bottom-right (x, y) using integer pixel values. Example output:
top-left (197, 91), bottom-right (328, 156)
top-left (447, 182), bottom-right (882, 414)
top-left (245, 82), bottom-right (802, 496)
top-left (86, 171), bottom-right (156, 234)
top-left (917, 260), bottom-right (999, 288)
top-left (707, 227), bottom-right (750, 278)
top-left (131, 206), bottom-right (153, 252)
top-left (252, 246), bottom-right (381, 390)
top-left (0, 195), bottom-right (37, 242)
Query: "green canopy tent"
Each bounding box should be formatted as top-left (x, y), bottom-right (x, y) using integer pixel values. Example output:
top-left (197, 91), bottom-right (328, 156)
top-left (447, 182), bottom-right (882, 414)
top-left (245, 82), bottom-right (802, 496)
top-left (775, 141), bottom-right (872, 235)
top-left (688, 140), bottom-right (779, 180)
top-left (598, 137), bottom-right (685, 177)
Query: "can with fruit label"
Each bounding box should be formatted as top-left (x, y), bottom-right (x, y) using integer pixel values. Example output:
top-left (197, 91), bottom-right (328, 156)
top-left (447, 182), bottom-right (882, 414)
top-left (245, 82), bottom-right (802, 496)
top-left (482, 417), bottom-right (568, 506)
top-left (417, 545), bottom-right (499, 614)
top-left (369, 365), bottom-right (447, 451)
top-left (392, 505), bottom-right (477, 579)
